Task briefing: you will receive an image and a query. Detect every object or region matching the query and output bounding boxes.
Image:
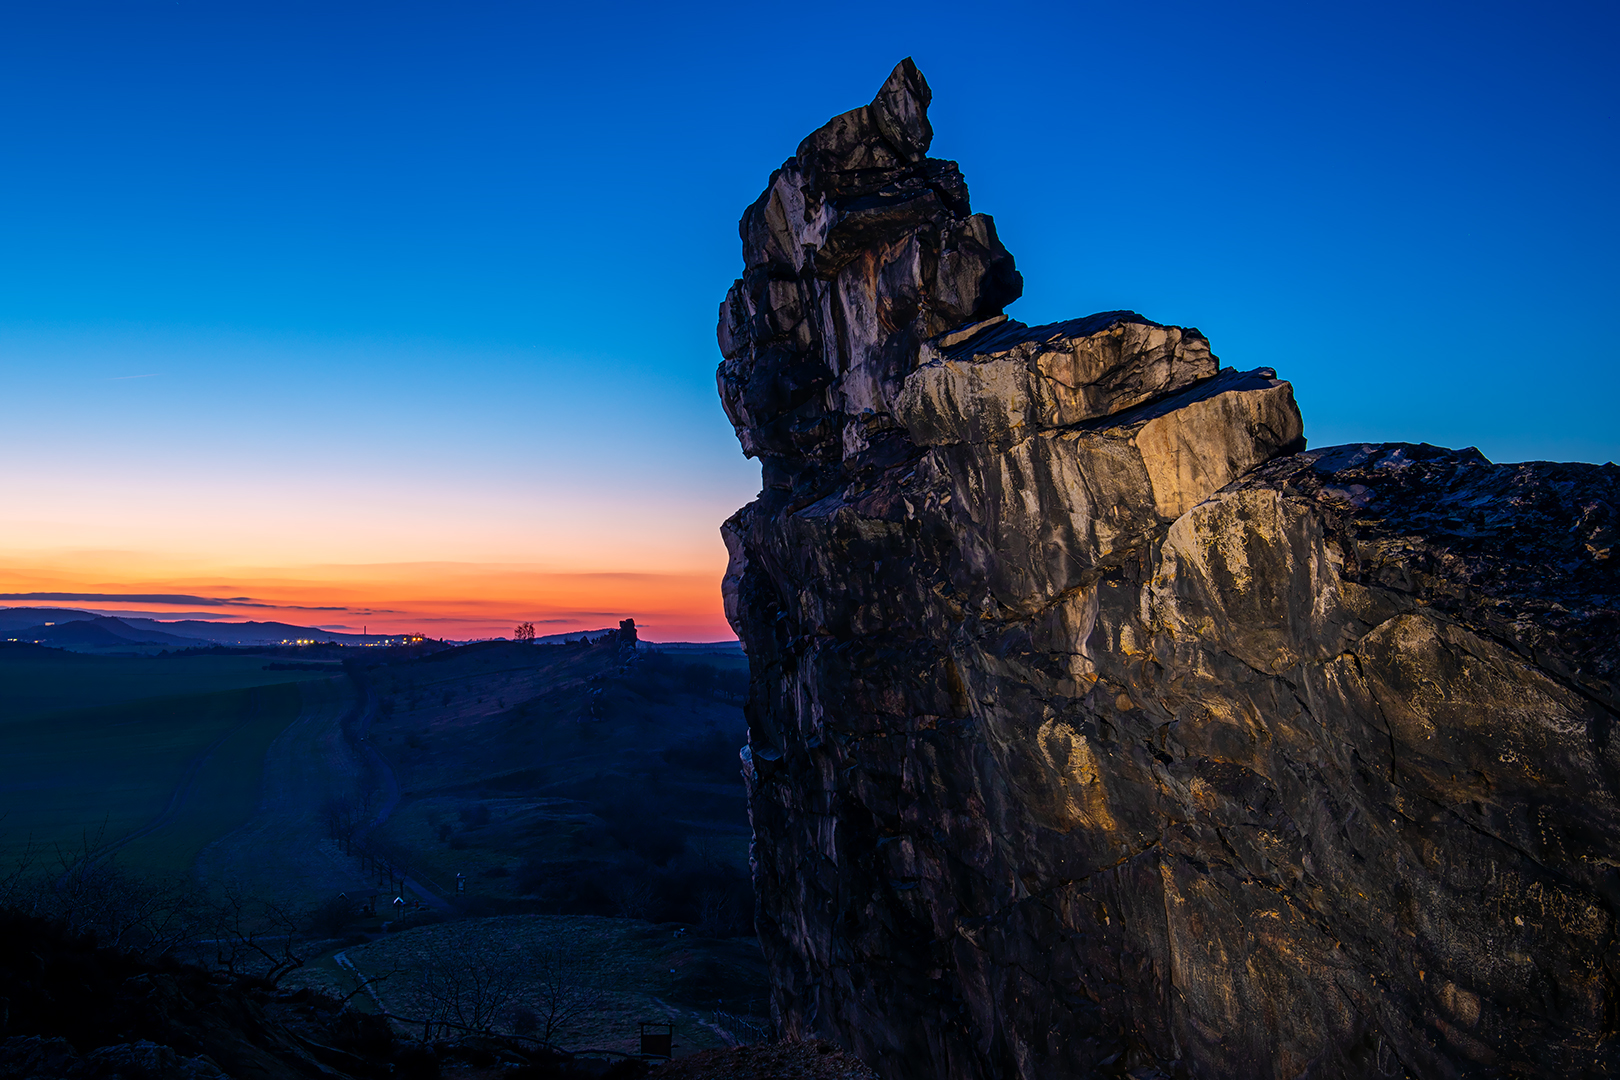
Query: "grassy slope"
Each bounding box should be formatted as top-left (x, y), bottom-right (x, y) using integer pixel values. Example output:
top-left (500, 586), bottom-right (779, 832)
top-left (0, 646), bottom-right (337, 723)
top-left (288, 913), bottom-right (769, 1056)
top-left (270, 645), bottom-right (771, 1054)
top-left (189, 676), bottom-right (379, 910)
top-left (0, 680), bottom-right (309, 871)
top-left (116, 681), bottom-right (323, 875)
top-left (361, 642), bottom-right (752, 921)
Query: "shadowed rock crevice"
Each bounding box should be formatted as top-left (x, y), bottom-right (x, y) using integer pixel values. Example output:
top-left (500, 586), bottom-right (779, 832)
top-left (718, 59), bottom-right (1620, 1079)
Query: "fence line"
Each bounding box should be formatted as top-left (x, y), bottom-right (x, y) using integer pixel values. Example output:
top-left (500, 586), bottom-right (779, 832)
top-left (713, 1009), bottom-right (774, 1046)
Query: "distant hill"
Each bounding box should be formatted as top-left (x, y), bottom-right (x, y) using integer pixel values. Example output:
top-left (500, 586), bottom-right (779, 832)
top-left (529, 629), bottom-right (743, 651)
top-left (532, 627), bottom-right (618, 644)
top-left (0, 607), bottom-right (371, 651)
top-left (113, 617), bottom-right (368, 646)
top-left (0, 641), bottom-right (60, 656)
top-left (5, 620), bottom-right (142, 649)
top-left (0, 607), bottom-right (740, 653)
top-left (0, 608), bottom-right (108, 633)
top-left (643, 640), bottom-right (744, 652)
top-left (3, 616), bottom-right (205, 650)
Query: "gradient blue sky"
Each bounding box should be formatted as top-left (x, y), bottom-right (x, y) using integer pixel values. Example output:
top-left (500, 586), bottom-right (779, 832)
top-left (2, 1), bottom-right (1615, 637)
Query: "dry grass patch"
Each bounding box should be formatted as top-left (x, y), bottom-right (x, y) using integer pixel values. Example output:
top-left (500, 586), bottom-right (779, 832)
top-left (299, 914), bottom-right (765, 1058)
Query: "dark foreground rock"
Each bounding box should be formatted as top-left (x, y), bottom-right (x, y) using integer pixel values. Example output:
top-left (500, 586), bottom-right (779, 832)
top-left (0, 910), bottom-right (398, 1079)
top-left (650, 1041), bottom-right (876, 1080)
top-left (718, 60), bottom-right (1620, 1079)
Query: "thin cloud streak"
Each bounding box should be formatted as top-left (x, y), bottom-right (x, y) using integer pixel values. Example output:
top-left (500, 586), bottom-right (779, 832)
top-left (0, 591), bottom-right (351, 611)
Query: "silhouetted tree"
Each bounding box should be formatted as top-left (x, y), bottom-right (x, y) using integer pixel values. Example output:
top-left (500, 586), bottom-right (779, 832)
top-left (527, 944), bottom-right (603, 1050)
top-left (207, 882), bottom-right (309, 987)
top-left (416, 940), bottom-right (525, 1039)
top-left (610, 877), bottom-right (656, 920)
top-left (30, 832), bottom-right (204, 960)
top-left (323, 794), bottom-right (364, 854)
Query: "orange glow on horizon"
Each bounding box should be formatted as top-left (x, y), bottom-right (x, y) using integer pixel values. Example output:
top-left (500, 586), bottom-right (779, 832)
top-left (0, 555), bottom-right (737, 642)
top-left (0, 432), bottom-right (758, 642)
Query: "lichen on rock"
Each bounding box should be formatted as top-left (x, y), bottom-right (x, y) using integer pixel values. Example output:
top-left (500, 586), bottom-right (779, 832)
top-left (719, 59), bottom-right (1620, 1080)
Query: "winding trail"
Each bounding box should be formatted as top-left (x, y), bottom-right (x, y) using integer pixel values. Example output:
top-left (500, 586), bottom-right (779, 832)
top-left (193, 677), bottom-right (376, 907)
top-left (334, 949), bottom-right (390, 1014)
top-left (345, 671), bottom-right (452, 914)
top-left (194, 671), bottom-right (451, 914)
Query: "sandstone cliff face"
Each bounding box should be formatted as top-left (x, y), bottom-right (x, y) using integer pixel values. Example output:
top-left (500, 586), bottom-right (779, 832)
top-left (718, 60), bottom-right (1620, 1080)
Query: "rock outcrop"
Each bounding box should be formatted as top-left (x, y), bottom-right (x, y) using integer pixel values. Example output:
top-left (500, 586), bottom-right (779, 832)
top-left (719, 59), bottom-right (1620, 1079)
top-left (0, 910), bottom-right (368, 1079)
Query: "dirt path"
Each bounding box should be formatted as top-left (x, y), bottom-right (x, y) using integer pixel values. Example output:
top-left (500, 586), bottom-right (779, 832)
top-left (195, 673), bottom-right (453, 915)
top-left (193, 677), bottom-right (378, 908)
top-left (347, 674), bottom-right (452, 914)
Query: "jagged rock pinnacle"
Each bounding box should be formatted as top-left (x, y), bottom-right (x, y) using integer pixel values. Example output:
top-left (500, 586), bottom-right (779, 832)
top-left (718, 62), bottom-right (1620, 1080)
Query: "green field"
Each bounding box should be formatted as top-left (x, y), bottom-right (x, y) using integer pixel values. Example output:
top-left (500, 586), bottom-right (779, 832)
top-left (0, 652), bottom-right (338, 873)
top-left (0, 646), bottom-right (341, 723)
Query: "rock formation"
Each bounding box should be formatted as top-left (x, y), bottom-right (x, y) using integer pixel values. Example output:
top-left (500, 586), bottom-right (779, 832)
top-left (718, 59), bottom-right (1620, 1079)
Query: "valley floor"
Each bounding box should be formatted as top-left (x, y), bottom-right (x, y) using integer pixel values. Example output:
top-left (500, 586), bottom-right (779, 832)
top-left (3, 637), bottom-right (771, 1063)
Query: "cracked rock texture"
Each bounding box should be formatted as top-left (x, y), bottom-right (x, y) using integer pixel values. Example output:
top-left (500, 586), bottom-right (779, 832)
top-left (718, 59), bottom-right (1620, 1080)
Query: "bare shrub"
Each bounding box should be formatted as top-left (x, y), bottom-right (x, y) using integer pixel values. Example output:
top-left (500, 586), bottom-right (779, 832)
top-left (26, 835), bottom-right (205, 960)
top-left (0, 836), bottom-right (42, 910)
top-left (206, 882), bottom-right (310, 987)
top-left (323, 794), bottom-right (364, 854)
top-left (415, 939), bottom-right (525, 1039)
top-left (410, 937), bottom-right (602, 1049)
top-left (508, 1005), bottom-right (539, 1037)
top-left (714, 1008), bottom-right (775, 1046)
top-left (688, 834), bottom-right (727, 870)
top-left (609, 878), bottom-right (655, 921)
top-left (697, 889), bottom-right (735, 937)
top-left (527, 943), bottom-right (603, 1050)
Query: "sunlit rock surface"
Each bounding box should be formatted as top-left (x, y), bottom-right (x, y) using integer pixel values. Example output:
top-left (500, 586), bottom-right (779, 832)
top-left (718, 59), bottom-right (1620, 1080)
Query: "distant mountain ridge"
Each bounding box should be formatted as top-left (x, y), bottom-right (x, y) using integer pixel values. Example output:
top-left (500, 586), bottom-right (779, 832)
top-left (0, 608), bottom-right (740, 653)
top-left (2, 616), bottom-right (198, 649)
top-left (0, 607), bottom-right (375, 649)
top-left (112, 617), bottom-right (373, 645)
top-left (0, 608), bottom-right (110, 633)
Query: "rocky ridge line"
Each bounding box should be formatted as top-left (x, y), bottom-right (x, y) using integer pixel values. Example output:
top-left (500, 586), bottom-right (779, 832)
top-left (718, 59), bottom-right (1620, 1080)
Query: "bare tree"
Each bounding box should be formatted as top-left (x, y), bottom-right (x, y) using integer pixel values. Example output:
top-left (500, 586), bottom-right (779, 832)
top-left (416, 940), bottom-right (527, 1040)
top-left (610, 878), bottom-right (656, 921)
top-left (360, 834), bottom-right (409, 897)
top-left (697, 889), bottom-right (735, 938)
top-left (412, 940), bottom-right (601, 1049)
top-left (4, 828), bottom-right (248, 965)
top-left (41, 835), bottom-right (203, 959)
top-left (689, 834), bottom-right (726, 870)
top-left (0, 834), bottom-right (42, 910)
top-left (323, 794), bottom-right (364, 855)
top-left (527, 944), bottom-right (603, 1051)
top-left (206, 882), bottom-right (309, 987)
